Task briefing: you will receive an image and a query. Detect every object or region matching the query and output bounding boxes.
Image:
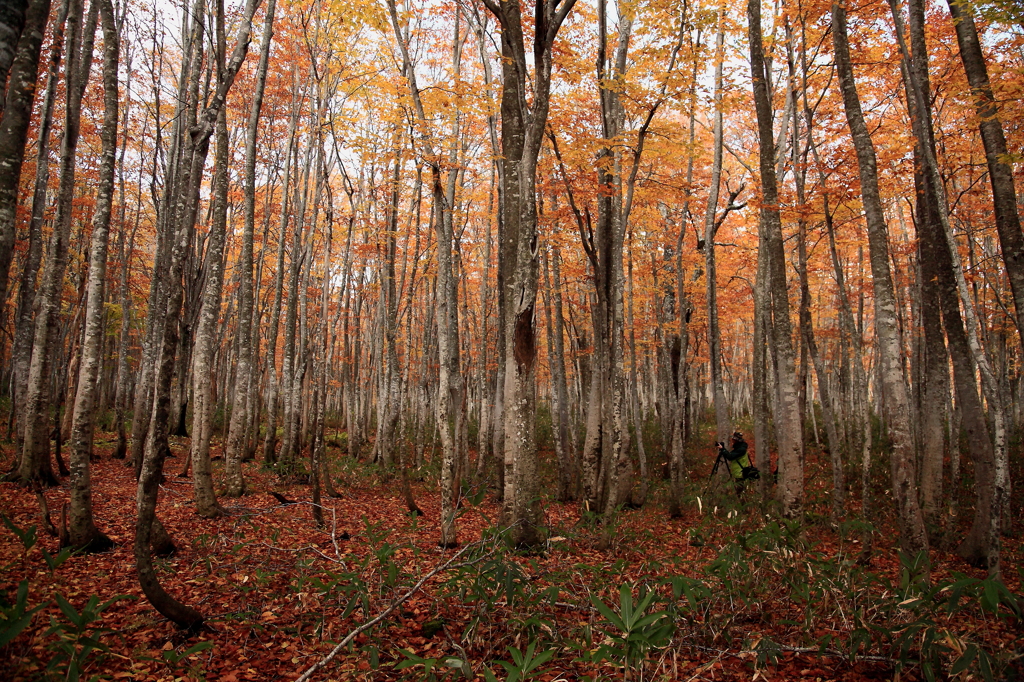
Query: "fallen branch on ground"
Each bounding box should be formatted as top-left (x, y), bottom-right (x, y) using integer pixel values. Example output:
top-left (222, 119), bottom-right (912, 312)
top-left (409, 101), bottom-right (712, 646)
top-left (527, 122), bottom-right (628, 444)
top-left (294, 536), bottom-right (500, 682)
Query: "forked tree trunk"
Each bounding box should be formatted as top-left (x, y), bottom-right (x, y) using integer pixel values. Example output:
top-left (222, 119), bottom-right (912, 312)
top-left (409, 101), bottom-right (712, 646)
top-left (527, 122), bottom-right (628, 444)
top-left (484, 0), bottom-right (577, 547)
top-left (597, 4), bottom-right (633, 516)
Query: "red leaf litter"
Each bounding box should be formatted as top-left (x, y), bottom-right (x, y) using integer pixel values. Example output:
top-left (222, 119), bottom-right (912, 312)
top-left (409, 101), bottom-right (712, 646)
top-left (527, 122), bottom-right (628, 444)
top-left (0, 437), bottom-right (1020, 681)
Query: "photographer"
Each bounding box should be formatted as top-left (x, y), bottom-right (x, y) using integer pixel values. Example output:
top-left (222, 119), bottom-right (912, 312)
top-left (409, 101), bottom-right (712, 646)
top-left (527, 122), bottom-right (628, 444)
top-left (715, 432), bottom-right (757, 485)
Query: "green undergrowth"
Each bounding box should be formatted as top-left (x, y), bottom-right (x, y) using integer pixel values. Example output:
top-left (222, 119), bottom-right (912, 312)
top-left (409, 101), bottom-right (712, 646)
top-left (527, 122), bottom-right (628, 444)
top-left (3, 473), bottom-right (1020, 681)
top-left (249, 503), bottom-right (1022, 681)
top-left (401, 517), bottom-right (1021, 681)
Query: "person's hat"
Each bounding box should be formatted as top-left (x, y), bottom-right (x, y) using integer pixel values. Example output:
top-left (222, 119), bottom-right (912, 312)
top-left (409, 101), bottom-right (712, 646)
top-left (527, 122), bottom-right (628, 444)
top-left (732, 432), bottom-right (743, 440)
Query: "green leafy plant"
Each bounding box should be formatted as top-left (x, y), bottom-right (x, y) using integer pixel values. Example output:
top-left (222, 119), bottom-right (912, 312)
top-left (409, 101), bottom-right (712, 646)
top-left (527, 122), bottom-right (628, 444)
top-left (484, 641), bottom-right (555, 682)
top-left (589, 584), bottom-right (674, 679)
top-left (45, 593), bottom-right (134, 682)
top-left (41, 546), bottom-right (74, 572)
top-left (394, 648), bottom-right (472, 681)
top-left (1, 580), bottom-right (46, 648)
top-left (2, 513), bottom-right (38, 554)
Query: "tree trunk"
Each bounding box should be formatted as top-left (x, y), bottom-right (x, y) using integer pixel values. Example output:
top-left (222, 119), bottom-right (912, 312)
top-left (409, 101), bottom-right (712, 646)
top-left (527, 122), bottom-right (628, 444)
top-left (705, 16), bottom-right (729, 446)
top-left (67, 0), bottom-right (117, 551)
top-left (386, 0), bottom-right (466, 546)
top-left (794, 22), bottom-right (844, 518)
top-left (944, 0), bottom-right (1024, 347)
top-left (187, 90), bottom-right (229, 519)
top-left (135, 0), bottom-right (257, 628)
top-left (0, 0), bottom-right (52, 317)
top-left (16, 0), bottom-right (94, 488)
top-left (484, 0), bottom-right (577, 547)
top-left (900, 0), bottom-right (946, 537)
top-left (749, 0), bottom-right (804, 517)
top-left (0, 0), bottom-right (28, 114)
top-left (223, 0), bottom-right (274, 493)
top-left (259, 91), bottom-right (300, 473)
top-left (8, 0), bottom-right (66, 445)
top-left (832, 0), bottom-right (927, 557)
top-left (891, 0), bottom-right (1007, 574)
top-left (543, 246), bottom-right (573, 500)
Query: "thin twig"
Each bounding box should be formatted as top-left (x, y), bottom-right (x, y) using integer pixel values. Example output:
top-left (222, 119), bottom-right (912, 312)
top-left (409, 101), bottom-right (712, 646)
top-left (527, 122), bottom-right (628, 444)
top-left (689, 643), bottom-right (896, 665)
top-left (294, 538), bottom-right (498, 682)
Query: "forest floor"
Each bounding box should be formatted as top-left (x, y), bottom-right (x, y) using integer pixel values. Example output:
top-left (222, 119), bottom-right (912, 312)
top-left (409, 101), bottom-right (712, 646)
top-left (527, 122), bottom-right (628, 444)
top-left (0, 432), bottom-right (1021, 682)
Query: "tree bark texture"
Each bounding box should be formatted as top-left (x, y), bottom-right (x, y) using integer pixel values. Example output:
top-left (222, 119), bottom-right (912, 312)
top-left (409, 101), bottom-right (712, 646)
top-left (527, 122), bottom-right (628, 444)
top-left (9, 0), bottom-right (66, 445)
top-left (946, 0), bottom-right (1024, 346)
top-left (833, 0), bottom-right (927, 557)
top-left (67, 0), bottom-right (118, 551)
top-left (0, 0), bottom-right (52, 321)
top-left (484, 0), bottom-right (577, 547)
top-left (749, 0), bottom-right (804, 518)
top-left (17, 0), bottom-right (93, 487)
top-left (224, 0), bottom-right (275, 494)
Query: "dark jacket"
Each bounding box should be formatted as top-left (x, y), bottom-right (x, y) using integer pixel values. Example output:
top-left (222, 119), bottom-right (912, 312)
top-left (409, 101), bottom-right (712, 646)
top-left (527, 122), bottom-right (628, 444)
top-left (722, 439), bottom-right (751, 480)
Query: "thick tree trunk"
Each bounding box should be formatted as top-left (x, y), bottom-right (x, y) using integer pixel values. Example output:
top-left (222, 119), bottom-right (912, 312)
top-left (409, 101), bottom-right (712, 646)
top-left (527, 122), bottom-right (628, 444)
top-left (489, 0), bottom-right (576, 547)
top-left (67, 0), bottom-right (118, 551)
top-left (832, 1), bottom-right (927, 557)
top-left (8, 0), bottom-right (66, 445)
top-left (223, 0), bottom-right (273, 491)
top-left (749, 0), bottom-right (803, 517)
top-left (187, 99), bottom-right (229, 519)
top-left (16, 0), bottom-right (94, 488)
top-left (0, 0), bottom-right (51, 317)
top-left (600, 12), bottom-right (633, 517)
